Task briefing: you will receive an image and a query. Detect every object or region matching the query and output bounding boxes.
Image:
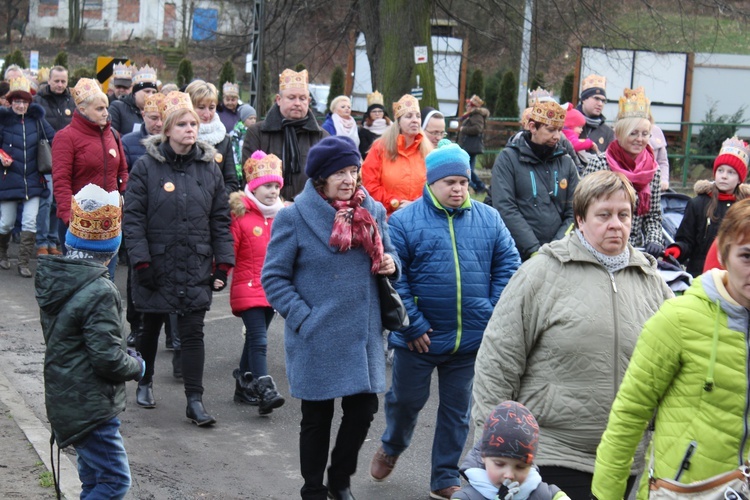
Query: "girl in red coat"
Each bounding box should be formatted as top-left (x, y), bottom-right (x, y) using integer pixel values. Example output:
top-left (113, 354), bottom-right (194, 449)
top-left (229, 150), bottom-right (286, 415)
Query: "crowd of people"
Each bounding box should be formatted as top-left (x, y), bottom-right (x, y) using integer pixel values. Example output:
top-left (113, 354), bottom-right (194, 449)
top-left (2, 61), bottom-right (749, 500)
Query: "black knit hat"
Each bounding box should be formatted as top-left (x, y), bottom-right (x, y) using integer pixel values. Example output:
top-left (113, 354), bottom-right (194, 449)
top-left (480, 401), bottom-right (539, 464)
top-left (305, 136), bottom-right (361, 180)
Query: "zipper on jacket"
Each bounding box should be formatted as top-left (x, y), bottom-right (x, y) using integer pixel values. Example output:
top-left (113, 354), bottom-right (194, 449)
top-left (674, 440), bottom-right (697, 481)
top-left (22, 117), bottom-right (28, 200)
top-left (101, 130), bottom-right (108, 189)
top-left (739, 311), bottom-right (750, 466)
top-left (552, 170), bottom-right (558, 197)
top-left (609, 270), bottom-right (620, 394)
top-left (529, 171), bottom-right (537, 204)
top-left (447, 213), bottom-right (463, 354)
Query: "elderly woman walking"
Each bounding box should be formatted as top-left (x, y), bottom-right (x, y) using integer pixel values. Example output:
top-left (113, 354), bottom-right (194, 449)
top-left (262, 135), bottom-right (400, 500)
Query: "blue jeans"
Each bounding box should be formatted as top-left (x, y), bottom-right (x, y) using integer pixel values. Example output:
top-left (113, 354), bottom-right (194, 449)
top-left (239, 307), bottom-right (274, 377)
top-left (73, 417), bottom-right (131, 500)
top-left (36, 174), bottom-right (59, 248)
top-left (381, 348), bottom-right (476, 491)
top-left (0, 197), bottom-right (39, 233)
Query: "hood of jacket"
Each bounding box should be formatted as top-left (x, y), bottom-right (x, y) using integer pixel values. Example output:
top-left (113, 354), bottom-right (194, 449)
top-left (695, 269), bottom-right (750, 333)
top-left (0, 102), bottom-right (45, 123)
top-left (35, 256), bottom-right (109, 316)
top-left (506, 133), bottom-right (566, 165)
top-left (422, 183), bottom-right (472, 217)
top-left (694, 179), bottom-right (750, 197)
top-left (229, 190), bottom-right (254, 217)
top-left (468, 107), bottom-right (490, 118)
top-left (143, 134), bottom-right (217, 164)
top-left (540, 231), bottom-right (658, 274)
top-left (259, 103), bottom-right (321, 133)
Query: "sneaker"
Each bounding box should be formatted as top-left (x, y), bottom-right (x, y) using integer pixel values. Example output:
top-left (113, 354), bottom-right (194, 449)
top-left (370, 446), bottom-right (398, 481)
top-left (430, 486), bottom-right (460, 500)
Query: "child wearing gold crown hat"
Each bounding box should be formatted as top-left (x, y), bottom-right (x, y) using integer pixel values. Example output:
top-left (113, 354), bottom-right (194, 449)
top-left (228, 150), bottom-right (286, 415)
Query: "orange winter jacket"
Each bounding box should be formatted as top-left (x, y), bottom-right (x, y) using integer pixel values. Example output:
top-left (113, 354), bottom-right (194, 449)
top-left (361, 133), bottom-right (427, 214)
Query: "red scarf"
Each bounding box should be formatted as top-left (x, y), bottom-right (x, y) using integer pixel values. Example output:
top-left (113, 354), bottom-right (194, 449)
top-left (328, 188), bottom-right (384, 273)
top-left (606, 141), bottom-right (658, 216)
top-left (717, 193), bottom-right (736, 202)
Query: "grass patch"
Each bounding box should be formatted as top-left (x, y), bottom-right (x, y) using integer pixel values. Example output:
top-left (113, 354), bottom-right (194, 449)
top-left (39, 470), bottom-right (54, 488)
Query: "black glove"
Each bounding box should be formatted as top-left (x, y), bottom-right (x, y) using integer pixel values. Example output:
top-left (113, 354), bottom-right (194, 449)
top-left (127, 348), bottom-right (146, 381)
top-left (211, 268), bottom-right (228, 292)
top-left (136, 265), bottom-right (159, 290)
top-left (644, 242), bottom-right (664, 258)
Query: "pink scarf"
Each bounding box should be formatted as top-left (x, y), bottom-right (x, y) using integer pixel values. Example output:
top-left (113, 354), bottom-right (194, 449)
top-left (606, 141), bottom-right (657, 216)
top-left (328, 188), bottom-right (384, 273)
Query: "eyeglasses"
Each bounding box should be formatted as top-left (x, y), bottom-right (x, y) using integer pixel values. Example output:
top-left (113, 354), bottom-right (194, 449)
top-left (425, 130), bottom-right (448, 138)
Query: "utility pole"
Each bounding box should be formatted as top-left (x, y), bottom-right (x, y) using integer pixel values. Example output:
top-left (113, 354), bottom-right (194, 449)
top-left (248, 0), bottom-right (264, 111)
top-left (517, 0), bottom-right (533, 115)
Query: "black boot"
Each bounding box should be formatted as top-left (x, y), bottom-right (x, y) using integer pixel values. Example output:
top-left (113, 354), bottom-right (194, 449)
top-left (254, 375), bottom-right (285, 415)
top-left (172, 349), bottom-right (182, 379)
top-left (186, 393), bottom-right (216, 426)
top-left (232, 369), bottom-right (259, 405)
top-left (136, 382), bottom-right (155, 408)
top-left (327, 485), bottom-right (355, 500)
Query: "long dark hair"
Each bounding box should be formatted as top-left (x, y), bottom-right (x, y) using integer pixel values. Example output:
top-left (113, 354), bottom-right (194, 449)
top-left (707, 181), bottom-right (748, 223)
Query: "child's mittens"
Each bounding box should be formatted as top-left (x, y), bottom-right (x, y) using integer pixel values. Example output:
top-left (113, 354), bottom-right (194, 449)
top-left (127, 348), bottom-right (146, 381)
top-left (501, 479), bottom-right (521, 500)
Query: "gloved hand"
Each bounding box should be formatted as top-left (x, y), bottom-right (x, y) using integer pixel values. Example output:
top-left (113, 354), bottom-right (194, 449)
top-left (136, 265), bottom-right (158, 290)
top-left (211, 268), bottom-right (228, 292)
top-left (663, 245), bottom-right (681, 260)
top-left (644, 242), bottom-right (664, 258)
top-left (127, 348), bottom-right (146, 381)
top-left (501, 479), bottom-right (521, 500)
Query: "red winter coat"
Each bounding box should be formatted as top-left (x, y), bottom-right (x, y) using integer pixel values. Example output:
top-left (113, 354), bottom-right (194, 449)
top-left (52, 110), bottom-right (128, 224)
top-left (229, 191), bottom-right (276, 315)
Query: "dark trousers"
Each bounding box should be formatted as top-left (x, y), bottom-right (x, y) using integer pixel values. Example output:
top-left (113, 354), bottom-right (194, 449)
top-left (125, 258), bottom-right (143, 333)
top-left (239, 307), bottom-right (274, 376)
top-left (300, 393), bottom-right (379, 499)
top-left (536, 466), bottom-right (637, 500)
top-left (140, 310), bottom-right (206, 395)
top-left (468, 153), bottom-right (486, 191)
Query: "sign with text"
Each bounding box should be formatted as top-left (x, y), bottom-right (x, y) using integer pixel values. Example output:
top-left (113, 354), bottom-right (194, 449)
top-left (414, 46), bottom-right (428, 64)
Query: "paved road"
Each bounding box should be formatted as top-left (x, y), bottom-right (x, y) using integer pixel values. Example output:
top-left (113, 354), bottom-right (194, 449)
top-left (0, 252), bottom-right (470, 499)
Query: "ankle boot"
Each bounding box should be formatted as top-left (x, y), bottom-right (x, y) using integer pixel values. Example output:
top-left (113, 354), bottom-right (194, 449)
top-left (17, 231), bottom-right (35, 278)
top-left (186, 393), bottom-right (216, 426)
top-left (232, 369), bottom-right (259, 405)
top-left (172, 349), bottom-right (182, 379)
top-left (136, 381), bottom-right (155, 408)
top-left (0, 232), bottom-right (10, 270)
top-left (254, 375), bottom-right (285, 415)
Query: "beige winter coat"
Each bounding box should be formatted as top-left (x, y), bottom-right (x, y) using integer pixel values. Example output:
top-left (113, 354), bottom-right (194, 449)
top-left (472, 233), bottom-right (673, 474)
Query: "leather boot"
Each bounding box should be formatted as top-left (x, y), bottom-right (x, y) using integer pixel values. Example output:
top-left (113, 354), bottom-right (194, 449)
top-left (17, 231), bottom-right (35, 278)
top-left (172, 349), bottom-right (182, 379)
top-left (232, 369), bottom-right (259, 405)
top-left (186, 393), bottom-right (216, 426)
top-left (0, 232), bottom-right (10, 270)
top-left (136, 381), bottom-right (155, 408)
top-left (254, 375), bottom-right (285, 415)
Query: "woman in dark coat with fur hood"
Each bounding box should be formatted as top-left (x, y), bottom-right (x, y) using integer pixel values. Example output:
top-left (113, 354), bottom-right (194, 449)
top-left (123, 91), bottom-right (234, 427)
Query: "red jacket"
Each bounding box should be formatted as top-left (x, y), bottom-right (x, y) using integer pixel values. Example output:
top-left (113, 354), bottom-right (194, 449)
top-left (229, 192), bottom-right (276, 314)
top-left (52, 111), bottom-right (128, 224)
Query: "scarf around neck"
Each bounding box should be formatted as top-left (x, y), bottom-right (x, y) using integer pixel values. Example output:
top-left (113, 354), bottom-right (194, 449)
top-left (576, 229), bottom-right (630, 274)
top-left (327, 187), bottom-right (384, 273)
top-left (281, 116), bottom-right (308, 184)
top-left (332, 113), bottom-right (360, 147)
top-left (364, 118), bottom-right (388, 136)
top-left (198, 113), bottom-right (228, 146)
top-left (243, 186), bottom-right (285, 219)
top-left (606, 141), bottom-right (657, 216)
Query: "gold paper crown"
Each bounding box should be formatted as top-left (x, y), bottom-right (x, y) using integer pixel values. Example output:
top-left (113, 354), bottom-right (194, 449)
top-left (718, 136), bottom-right (750, 167)
top-left (528, 87), bottom-right (553, 105)
top-left (367, 90), bottom-right (384, 108)
top-left (243, 153), bottom-right (283, 183)
top-left (69, 186), bottom-right (122, 242)
top-left (581, 74), bottom-right (606, 92)
top-left (279, 69), bottom-right (308, 92)
top-left (617, 87), bottom-right (650, 120)
top-left (393, 94), bottom-right (420, 119)
top-left (132, 65), bottom-right (157, 86)
top-left (143, 92), bottom-right (166, 114)
top-left (529, 100), bottom-right (566, 128)
top-left (160, 91), bottom-right (194, 120)
top-left (72, 78), bottom-right (104, 106)
top-left (37, 67), bottom-right (50, 84)
top-left (222, 81), bottom-right (239, 96)
top-left (468, 95), bottom-right (484, 107)
top-left (112, 63), bottom-right (132, 80)
top-left (520, 107), bottom-right (533, 127)
top-left (8, 76), bottom-right (31, 95)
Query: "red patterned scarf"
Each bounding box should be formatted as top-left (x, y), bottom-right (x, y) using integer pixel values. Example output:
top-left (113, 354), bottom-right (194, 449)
top-left (328, 187), bottom-right (384, 273)
top-left (606, 141), bottom-right (658, 216)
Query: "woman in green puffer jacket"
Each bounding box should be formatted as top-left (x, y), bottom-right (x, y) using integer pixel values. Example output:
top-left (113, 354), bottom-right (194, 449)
top-left (592, 199), bottom-right (750, 499)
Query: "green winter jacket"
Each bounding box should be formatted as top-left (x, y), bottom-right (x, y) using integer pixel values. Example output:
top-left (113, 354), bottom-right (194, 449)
top-left (592, 270), bottom-right (750, 499)
top-left (36, 256), bottom-right (141, 448)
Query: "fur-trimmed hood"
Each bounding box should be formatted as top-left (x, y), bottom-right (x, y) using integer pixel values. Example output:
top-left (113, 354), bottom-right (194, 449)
top-left (694, 179), bottom-right (750, 197)
top-left (143, 134), bottom-right (217, 164)
top-left (468, 106), bottom-right (490, 118)
top-left (0, 102), bottom-right (45, 123)
top-left (229, 190), bottom-right (249, 217)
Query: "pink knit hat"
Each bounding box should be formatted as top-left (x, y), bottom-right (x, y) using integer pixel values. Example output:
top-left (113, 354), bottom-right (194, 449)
top-left (243, 151), bottom-right (284, 192)
top-left (564, 104), bottom-right (586, 129)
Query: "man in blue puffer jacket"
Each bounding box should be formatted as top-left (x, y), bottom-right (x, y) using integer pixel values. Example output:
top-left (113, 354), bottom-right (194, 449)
top-left (370, 140), bottom-right (521, 500)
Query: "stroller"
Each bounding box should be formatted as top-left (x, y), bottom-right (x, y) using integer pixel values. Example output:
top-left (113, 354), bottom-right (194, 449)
top-left (660, 190), bottom-right (692, 245)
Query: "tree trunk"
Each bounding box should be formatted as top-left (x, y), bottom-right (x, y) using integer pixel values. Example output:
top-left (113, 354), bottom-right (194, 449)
top-left (68, 0), bottom-right (82, 44)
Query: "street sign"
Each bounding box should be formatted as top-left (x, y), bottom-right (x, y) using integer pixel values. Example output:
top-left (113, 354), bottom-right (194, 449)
top-left (414, 46), bottom-right (428, 64)
top-left (29, 51), bottom-right (38, 71)
top-left (411, 87), bottom-right (423, 100)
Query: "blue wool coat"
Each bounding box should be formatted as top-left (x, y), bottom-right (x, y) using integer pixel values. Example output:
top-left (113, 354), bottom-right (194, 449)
top-left (0, 103), bottom-right (56, 201)
top-left (387, 186), bottom-right (521, 355)
top-left (261, 180), bottom-right (401, 401)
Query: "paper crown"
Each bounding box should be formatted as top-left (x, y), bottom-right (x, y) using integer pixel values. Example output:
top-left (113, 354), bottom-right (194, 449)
top-left (111, 63), bottom-right (132, 85)
top-left (367, 90), bottom-right (384, 108)
top-left (143, 92), bottom-right (166, 114)
top-left (528, 100), bottom-right (566, 128)
top-left (468, 94), bottom-right (484, 107)
top-left (617, 87), bottom-right (650, 120)
top-left (716, 136), bottom-right (750, 169)
top-left (279, 69), bottom-right (308, 92)
top-left (36, 67), bottom-right (50, 84)
top-left (528, 87), bottom-right (554, 105)
top-left (7, 76), bottom-right (31, 99)
top-left (160, 91), bottom-right (194, 120)
top-left (581, 74), bottom-right (606, 92)
top-left (132, 65), bottom-right (157, 86)
top-left (393, 94), bottom-right (420, 119)
top-left (222, 81), bottom-right (239, 96)
top-left (243, 151), bottom-right (284, 192)
top-left (67, 184), bottom-right (122, 248)
top-left (72, 78), bottom-right (104, 106)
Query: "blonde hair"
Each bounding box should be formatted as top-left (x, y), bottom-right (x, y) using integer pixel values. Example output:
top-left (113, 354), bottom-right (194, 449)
top-left (185, 80), bottom-right (218, 107)
top-left (78, 92), bottom-right (108, 110)
top-left (161, 108), bottom-right (200, 142)
top-left (329, 95), bottom-right (350, 113)
top-left (614, 117), bottom-right (652, 144)
top-left (380, 119), bottom-right (433, 161)
top-left (573, 170), bottom-right (637, 228)
top-left (161, 83), bottom-right (179, 95)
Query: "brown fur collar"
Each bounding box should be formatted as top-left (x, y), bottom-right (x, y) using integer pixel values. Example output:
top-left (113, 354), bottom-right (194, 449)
top-left (694, 179), bottom-right (750, 197)
top-left (229, 191), bottom-right (248, 217)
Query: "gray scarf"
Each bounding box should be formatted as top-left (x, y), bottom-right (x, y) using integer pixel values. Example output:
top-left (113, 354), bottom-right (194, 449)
top-left (576, 229), bottom-right (630, 274)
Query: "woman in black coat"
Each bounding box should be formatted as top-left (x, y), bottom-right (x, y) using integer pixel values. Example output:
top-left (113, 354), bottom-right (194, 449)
top-left (123, 91), bottom-right (234, 426)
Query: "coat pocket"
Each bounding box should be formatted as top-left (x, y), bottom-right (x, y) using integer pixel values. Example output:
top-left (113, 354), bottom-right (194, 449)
top-left (189, 243), bottom-right (214, 285)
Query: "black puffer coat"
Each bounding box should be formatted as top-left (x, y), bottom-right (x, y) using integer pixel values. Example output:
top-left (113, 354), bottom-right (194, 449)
top-left (108, 93), bottom-right (143, 135)
top-left (32, 85), bottom-right (75, 132)
top-left (123, 136), bottom-right (235, 313)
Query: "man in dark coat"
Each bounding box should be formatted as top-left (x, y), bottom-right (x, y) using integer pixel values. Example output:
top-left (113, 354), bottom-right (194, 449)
top-left (576, 74), bottom-right (615, 151)
top-left (109, 65), bottom-right (158, 135)
top-left (242, 68), bottom-right (328, 200)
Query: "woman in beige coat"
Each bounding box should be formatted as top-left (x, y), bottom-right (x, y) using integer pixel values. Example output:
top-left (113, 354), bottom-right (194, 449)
top-left (472, 171), bottom-right (673, 499)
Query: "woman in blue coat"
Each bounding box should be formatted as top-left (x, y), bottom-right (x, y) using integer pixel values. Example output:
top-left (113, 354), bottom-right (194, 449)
top-left (262, 136), bottom-right (400, 500)
top-left (0, 76), bottom-right (56, 277)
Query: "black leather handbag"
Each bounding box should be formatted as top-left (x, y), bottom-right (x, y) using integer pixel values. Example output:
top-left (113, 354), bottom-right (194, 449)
top-left (378, 275), bottom-right (409, 331)
top-left (36, 121), bottom-right (52, 175)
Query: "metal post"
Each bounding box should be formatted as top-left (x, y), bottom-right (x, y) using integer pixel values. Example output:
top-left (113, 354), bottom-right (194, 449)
top-left (516, 0), bottom-right (533, 115)
top-left (248, 0), bottom-right (264, 111)
top-left (682, 123), bottom-right (692, 188)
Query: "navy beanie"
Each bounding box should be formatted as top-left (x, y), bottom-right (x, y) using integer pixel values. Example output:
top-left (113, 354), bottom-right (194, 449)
top-left (305, 136), bottom-right (362, 180)
top-left (580, 86), bottom-right (606, 101)
top-left (425, 139), bottom-right (471, 184)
